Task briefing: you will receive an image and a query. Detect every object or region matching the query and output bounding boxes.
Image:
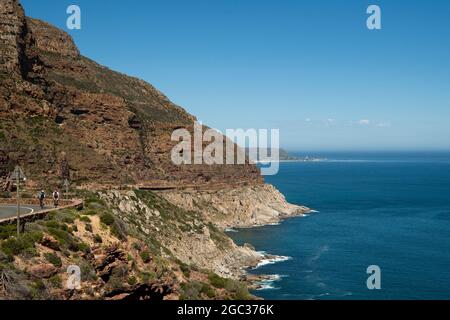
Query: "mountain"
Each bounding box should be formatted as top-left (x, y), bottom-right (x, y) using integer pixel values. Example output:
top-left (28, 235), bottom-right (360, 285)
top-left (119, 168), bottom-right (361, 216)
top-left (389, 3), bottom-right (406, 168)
top-left (0, 0), bottom-right (309, 300)
top-left (0, 0), bottom-right (261, 190)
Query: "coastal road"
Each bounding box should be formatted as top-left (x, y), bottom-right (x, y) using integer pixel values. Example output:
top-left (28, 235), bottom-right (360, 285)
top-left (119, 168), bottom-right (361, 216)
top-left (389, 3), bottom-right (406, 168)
top-left (0, 204), bottom-right (48, 220)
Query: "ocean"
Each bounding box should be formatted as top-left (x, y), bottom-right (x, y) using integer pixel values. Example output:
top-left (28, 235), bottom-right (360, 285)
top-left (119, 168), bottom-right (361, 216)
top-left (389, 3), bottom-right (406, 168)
top-left (228, 152), bottom-right (450, 300)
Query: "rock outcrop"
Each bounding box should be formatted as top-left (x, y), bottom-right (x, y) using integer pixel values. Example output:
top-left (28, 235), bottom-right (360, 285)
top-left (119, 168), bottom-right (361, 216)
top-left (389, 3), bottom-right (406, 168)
top-left (161, 184), bottom-right (311, 228)
top-left (0, 0), bottom-right (28, 77)
top-left (99, 190), bottom-right (263, 279)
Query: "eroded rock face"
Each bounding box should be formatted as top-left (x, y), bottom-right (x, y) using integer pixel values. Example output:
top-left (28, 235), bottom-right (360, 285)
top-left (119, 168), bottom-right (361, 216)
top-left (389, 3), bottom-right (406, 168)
top-left (99, 190), bottom-right (264, 279)
top-left (0, 150), bottom-right (13, 190)
top-left (26, 18), bottom-right (79, 58)
top-left (161, 184), bottom-right (311, 228)
top-left (0, 0), bottom-right (27, 76)
top-left (29, 264), bottom-right (58, 279)
top-left (0, 0), bottom-right (263, 190)
top-left (93, 244), bottom-right (128, 283)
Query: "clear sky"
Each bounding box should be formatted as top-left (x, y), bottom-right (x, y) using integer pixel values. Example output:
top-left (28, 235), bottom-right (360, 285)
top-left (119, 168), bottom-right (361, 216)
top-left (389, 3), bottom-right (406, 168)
top-left (21, 0), bottom-right (450, 151)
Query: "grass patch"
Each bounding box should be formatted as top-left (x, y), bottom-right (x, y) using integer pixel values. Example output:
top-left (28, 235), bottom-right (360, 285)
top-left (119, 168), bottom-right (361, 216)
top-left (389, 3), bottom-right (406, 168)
top-left (0, 231), bottom-right (43, 257)
top-left (79, 216), bottom-right (91, 223)
top-left (180, 281), bottom-right (216, 300)
top-left (100, 212), bottom-right (115, 226)
top-left (0, 225), bottom-right (16, 240)
top-left (208, 273), bottom-right (227, 289)
top-left (140, 250), bottom-right (151, 263)
top-left (44, 252), bottom-right (62, 268)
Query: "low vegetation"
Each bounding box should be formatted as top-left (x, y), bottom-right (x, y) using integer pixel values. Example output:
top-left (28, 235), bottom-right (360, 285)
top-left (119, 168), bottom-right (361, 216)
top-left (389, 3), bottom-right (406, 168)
top-left (0, 191), bottom-right (252, 300)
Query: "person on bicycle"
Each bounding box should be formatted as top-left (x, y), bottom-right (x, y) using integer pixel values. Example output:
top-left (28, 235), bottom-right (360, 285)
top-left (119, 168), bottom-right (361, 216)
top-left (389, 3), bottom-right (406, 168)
top-left (53, 190), bottom-right (60, 208)
top-left (38, 190), bottom-right (46, 209)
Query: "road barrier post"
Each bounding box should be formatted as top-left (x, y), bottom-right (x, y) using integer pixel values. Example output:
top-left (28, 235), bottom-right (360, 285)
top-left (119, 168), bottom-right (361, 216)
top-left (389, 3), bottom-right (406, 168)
top-left (11, 166), bottom-right (26, 237)
top-left (16, 172), bottom-right (20, 237)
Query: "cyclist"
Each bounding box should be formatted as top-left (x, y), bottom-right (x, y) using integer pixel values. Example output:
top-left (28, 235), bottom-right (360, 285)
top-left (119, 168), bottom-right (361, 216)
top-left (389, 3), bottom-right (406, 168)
top-left (38, 190), bottom-right (46, 209)
top-left (52, 190), bottom-right (60, 208)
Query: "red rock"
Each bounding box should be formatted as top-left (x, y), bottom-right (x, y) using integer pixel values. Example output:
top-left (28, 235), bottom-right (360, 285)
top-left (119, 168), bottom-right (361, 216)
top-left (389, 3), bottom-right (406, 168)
top-left (29, 264), bottom-right (58, 279)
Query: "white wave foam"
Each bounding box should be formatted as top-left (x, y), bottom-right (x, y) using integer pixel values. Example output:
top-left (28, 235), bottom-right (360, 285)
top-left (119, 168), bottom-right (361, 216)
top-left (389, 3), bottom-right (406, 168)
top-left (254, 255), bottom-right (292, 269)
top-left (224, 228), bottom-right (238, 233)
top-left (255, 275), bottom-right (285, 291)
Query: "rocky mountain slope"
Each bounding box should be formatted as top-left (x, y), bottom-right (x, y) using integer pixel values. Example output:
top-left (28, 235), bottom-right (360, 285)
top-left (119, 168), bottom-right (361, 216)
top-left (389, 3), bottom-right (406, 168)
top-left (0, 0), bottom-right (310, 300)
top-left (0, 191), bottom-right (257, 300)
top-left (0, 0), bottom-right (261, 189)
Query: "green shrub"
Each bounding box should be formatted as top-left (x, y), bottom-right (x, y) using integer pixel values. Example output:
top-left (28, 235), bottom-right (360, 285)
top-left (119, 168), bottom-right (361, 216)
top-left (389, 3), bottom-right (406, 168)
top-left (79, 216), bottom-right (91, 223)
top-left (83, 210), bottom-right (98, 216)
top-left (1, 238), bottom-right (23, 256)
top-left (225, 280), bottom-right (252, 300)
top-left (45, 221), bottom-right (61, 229)
top-left (93, 234), bottom-right (102, 243)
top-left (79, 260), bottom-right (97, 281)
top-left (0, 225), bottom-right (16, 240)
top-left (100, 212), bottom-right (115, 226)
top-left (72, 242), bottom-right (90, 254)
top-left (85, 223), bottom-right (93, 233)
top-left (0, 231), bottom-right (43, 257)
top-left (208, 273), bottom-right (227, 289)
top-left (110, 219), bottom-right (128, 240)
top-left (59, 211), bottom-right (77, 224)
top-left (140, 250), bottom-right (151, 263)
top-left (31, 279), bottom-right (46, 291)
top-left (44, 252), bottom-right (62, 268)
top-left (48, 275), bottom-right (63, 289)
top-left (200, 282), bottom-right (215, 299)
top-left (47, 227), bottom-right (71, 245)
top-left (84, 197), bottom-right (106, 210)
top-left (140, 271), bottom-right (156, 283)
top-left (180, 281), bottom-right (214, 300)
top-left (179, 262), bottom-right (191, 278)
top-left (127, 276), bottom-right (137, 286)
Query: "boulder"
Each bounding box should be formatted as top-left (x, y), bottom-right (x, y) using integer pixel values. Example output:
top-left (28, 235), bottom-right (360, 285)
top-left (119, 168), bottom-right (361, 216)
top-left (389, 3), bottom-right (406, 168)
top-left (29, 263), bottom-right (58, 279)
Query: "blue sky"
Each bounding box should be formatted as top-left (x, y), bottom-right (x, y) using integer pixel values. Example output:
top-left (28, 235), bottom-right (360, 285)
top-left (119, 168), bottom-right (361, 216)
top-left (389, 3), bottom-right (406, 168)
top-left (21, 0), bottom-right (450, 151)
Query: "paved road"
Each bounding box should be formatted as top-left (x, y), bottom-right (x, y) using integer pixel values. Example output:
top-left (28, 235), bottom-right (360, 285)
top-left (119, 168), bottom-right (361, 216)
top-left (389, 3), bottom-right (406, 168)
top-left (0, 204), bottom-right (49, 220)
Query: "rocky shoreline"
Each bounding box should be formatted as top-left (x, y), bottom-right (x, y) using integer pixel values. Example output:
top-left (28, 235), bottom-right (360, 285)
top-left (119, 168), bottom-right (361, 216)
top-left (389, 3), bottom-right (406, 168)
top-left (159, 184), bottom-right (311, 229)
top-left (158, 183), bottom-right (311, 285)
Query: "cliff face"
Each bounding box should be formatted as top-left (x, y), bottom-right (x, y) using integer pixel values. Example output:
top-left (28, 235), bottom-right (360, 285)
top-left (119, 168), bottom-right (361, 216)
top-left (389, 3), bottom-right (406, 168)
top-left (0, 0), bottom-right (310, 301)
top-left (161, 184), bottom-right (310, 228)
top-left (0, 0), bottom-right (29, 77)
top-left (0, 0), bottom-right (262, 189)
top-left (98, 190), bottom-right (263, 279)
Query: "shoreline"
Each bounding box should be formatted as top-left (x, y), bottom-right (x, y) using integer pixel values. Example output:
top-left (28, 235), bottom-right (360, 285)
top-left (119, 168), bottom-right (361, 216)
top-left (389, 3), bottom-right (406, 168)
top-left (226, 208), bottom-right (315, 294)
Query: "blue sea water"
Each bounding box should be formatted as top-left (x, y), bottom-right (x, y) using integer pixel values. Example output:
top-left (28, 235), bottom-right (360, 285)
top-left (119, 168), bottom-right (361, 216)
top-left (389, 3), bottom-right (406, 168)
top-left (228, 152), bottom-right (450, 300)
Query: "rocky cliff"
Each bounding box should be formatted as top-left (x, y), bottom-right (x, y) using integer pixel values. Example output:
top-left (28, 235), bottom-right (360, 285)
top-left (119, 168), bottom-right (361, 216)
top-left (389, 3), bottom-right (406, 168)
top-left (161, 184), bottom-right (310, 228)
top-left (0, 0), bottom-right (262, 189)
top-left (0, 0), bottom-right (310, 301)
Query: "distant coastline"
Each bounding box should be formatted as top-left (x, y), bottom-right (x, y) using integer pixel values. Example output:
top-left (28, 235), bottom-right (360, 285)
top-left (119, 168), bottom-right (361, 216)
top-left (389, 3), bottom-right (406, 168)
top-left (246, 148), bottom-right (327, 163)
